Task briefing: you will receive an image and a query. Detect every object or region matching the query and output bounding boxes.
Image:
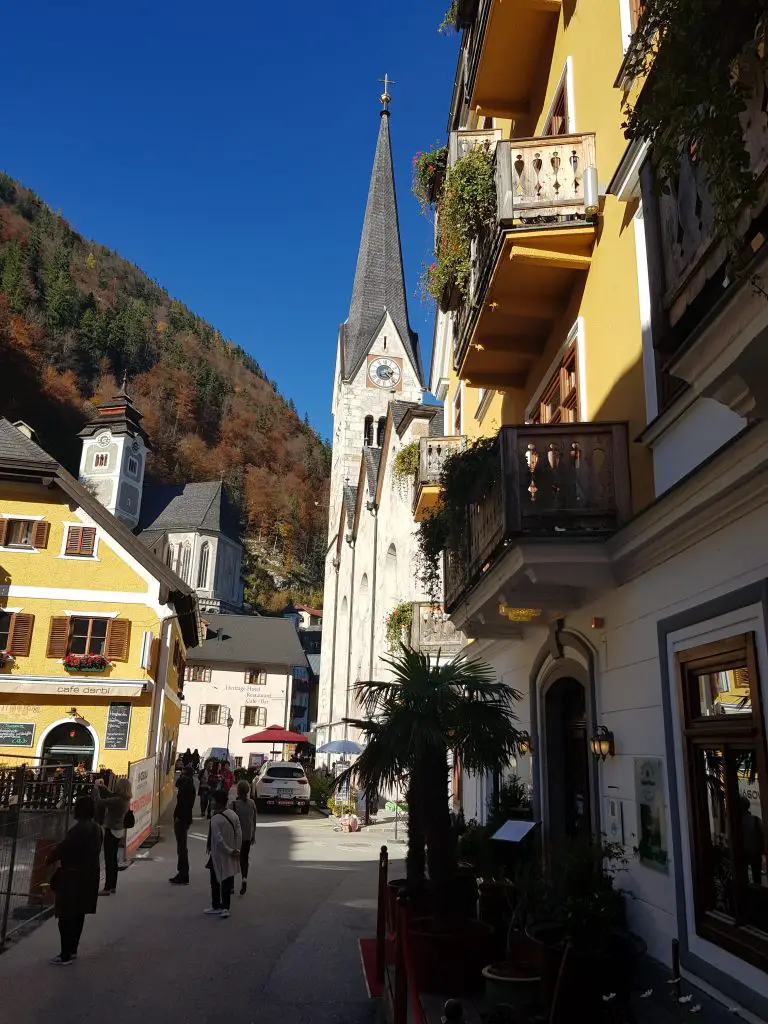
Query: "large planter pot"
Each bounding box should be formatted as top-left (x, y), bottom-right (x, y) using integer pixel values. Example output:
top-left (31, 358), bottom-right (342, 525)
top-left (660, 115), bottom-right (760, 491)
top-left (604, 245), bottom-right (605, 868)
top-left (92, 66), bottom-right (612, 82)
top-left (408, 917), bottom-right (494, 995)
top-left (526, 922), bottom-right (646, 1017)
top-left (482, 961), bottom-right (542, 1010)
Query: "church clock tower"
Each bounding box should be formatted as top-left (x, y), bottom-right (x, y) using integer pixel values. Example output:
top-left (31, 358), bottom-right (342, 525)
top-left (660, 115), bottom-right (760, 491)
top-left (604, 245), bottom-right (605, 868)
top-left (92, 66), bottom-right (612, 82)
top-left (327, 83), bottom-right (424, 539)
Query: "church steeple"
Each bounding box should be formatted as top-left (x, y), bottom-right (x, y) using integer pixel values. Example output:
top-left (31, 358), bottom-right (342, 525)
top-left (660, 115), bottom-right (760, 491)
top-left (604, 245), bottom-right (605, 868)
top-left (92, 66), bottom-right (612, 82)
top-left (340, 97), bottom-right (422, 385)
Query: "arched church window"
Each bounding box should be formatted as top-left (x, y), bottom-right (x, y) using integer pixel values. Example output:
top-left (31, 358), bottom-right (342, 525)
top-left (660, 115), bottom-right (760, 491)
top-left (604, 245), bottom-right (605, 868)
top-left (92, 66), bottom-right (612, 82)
top-left (385, 544), bottom-right (397, 608)
top-left (180, 544), bottom-right (192, 584)
top-left (364, 416), bottom-right (374, 447)
top-left (376, 417), bottom-right (386, 447)
top-left (197, 542), bottom-right (210, 589)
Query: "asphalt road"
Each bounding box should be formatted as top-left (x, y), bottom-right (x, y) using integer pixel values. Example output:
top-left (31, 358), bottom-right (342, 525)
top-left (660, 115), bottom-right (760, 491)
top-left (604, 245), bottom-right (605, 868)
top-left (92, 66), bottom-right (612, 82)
top-left (0, 809), bottom-right (396, 1024)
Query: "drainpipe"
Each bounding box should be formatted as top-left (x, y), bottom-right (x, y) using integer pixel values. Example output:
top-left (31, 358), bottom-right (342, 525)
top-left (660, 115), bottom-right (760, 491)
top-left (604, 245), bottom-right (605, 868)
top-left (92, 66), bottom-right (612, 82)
top-left (367, 501), bottom-right (378, 681)
top-left (326, 549), bottom-right (340, 762)
top-left (344, 537), bottom-right (356, 740)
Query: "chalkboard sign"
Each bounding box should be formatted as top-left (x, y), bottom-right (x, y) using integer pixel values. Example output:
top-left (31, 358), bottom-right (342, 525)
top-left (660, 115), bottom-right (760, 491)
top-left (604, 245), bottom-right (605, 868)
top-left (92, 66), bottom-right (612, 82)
top-left (104, 702), bottom-right (131, 750)
top-left (0, 722), bottom-right (35, 746)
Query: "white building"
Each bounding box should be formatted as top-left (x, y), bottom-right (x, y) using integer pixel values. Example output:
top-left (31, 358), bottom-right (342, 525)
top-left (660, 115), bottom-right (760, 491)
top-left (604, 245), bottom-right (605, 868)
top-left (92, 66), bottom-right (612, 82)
top-left (178, 613), bottom-right (307, 767)
top-left (78, 383), bottom-right (244, 614)
top-left (316, 101), bottom-right (442, 752)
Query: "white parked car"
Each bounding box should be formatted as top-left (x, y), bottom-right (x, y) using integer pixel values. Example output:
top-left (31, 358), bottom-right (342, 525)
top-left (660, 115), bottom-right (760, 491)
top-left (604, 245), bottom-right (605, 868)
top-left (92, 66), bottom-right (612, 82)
top-left (253, 761), bottom-right (310, 814)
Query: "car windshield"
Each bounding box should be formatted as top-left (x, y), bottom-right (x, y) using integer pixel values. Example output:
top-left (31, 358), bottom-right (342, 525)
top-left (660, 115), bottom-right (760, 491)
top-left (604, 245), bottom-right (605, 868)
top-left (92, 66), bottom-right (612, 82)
top-left (266, 766), bottom-right (305, 779)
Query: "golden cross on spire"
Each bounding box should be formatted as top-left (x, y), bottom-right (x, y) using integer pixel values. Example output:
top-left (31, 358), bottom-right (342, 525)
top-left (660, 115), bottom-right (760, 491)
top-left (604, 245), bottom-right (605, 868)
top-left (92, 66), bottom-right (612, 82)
top-left (379, 73), bottom-right (394, 111)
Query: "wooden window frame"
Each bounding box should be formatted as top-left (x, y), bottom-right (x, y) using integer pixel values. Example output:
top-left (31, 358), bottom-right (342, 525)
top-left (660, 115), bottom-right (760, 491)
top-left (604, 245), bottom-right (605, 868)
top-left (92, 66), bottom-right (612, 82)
top-left (0, 518), bottom-right (49, 549)
top-left (240, 706), bottom-right (267, 728)
top-left (244, 669), bottom-right (267, 686)
top-left (0, 611), bottom-right (33, 656)
top-left (65, 525), bottom-right (97, 557)
top-left (542, 66), bottom-right (570, 137)
top-left (676, 633), bottom-right (768, 971)
top-left (200, 703), bottom-right (223, 726)
top-left (529, 342), bottom-right (580, 424)
top-left (185, 665), bottom-right (212, 683)
top-left (69, 616), bottom-right (109, 656)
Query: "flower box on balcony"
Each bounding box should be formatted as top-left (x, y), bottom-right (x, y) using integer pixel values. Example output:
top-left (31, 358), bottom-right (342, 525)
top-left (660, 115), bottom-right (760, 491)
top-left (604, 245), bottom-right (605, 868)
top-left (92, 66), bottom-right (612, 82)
top-left (63, 655), bottom-right (110, 672)
top-left (439, 280), bottom-right (461, 313)
top-left (0, 651), bottom-right (14, 667)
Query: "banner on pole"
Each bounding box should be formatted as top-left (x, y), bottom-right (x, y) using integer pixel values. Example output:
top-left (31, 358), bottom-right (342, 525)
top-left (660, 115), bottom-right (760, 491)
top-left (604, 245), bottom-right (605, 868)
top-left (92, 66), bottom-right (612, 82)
top-left (126, 755), bottom-right (156, 858)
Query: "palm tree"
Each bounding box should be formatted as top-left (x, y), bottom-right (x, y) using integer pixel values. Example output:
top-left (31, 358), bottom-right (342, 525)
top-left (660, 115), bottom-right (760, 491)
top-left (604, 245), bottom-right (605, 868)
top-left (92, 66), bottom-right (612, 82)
top-left (338, 646), bottom-right (523, 911)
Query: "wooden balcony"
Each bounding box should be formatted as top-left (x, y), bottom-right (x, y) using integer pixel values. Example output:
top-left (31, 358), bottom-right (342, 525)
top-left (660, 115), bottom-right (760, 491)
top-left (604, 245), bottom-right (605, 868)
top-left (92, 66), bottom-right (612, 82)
top-left (413, 435), bottom-right (465, 523)
top-left (464, 0), bottom-right (561, 123)
top-left (453, 132), bottom-right (597, 387)
top-left (443, 423), bottom-right (631, 626)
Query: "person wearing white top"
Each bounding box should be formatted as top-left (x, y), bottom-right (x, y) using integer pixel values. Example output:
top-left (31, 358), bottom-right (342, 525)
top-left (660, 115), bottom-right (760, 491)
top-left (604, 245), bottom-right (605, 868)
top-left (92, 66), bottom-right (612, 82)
top-left (204, 789), bottom-right (242, 918)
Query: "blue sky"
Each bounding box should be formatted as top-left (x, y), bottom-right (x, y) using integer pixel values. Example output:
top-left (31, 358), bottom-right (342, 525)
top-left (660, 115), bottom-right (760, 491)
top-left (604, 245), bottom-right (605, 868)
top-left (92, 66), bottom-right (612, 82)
top-left (2, 2), bottom-right (458, 440)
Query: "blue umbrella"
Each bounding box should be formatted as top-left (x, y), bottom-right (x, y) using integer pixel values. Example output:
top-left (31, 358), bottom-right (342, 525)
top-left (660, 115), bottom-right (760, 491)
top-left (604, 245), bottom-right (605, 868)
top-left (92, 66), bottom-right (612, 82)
top-left (318, 739), bottom-right (363, 755)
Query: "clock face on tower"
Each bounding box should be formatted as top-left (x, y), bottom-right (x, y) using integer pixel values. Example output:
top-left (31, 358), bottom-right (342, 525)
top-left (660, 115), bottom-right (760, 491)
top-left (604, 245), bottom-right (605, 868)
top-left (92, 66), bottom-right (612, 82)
top-left (368, 356), bottom-right (401, 390)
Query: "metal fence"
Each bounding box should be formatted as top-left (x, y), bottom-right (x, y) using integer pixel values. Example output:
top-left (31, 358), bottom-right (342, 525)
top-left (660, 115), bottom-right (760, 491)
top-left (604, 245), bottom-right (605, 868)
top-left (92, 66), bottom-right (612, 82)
top-left (0, 757), bottom-right (115, 945)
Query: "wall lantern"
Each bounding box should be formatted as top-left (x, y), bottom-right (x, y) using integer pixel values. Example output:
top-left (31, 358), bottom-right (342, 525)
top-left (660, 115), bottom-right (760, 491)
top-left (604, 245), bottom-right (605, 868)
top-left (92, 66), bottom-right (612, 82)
top-left (517, 730), bottom-right (532, 756)
top-left (589, 725), bottom-right (615, 761)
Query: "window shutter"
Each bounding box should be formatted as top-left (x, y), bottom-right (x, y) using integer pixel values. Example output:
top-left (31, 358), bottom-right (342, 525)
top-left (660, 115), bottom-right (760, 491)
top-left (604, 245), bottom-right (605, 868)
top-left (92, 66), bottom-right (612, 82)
top-left (65, 526), bottom-right (81, 555)
top-left (198, 705), bottom-right (207, 725)
top-left (8, 613), bottom-right (34, 657)
top-left (219, 706), bottom-right (230, 726)
top-left (80, 527), bottom-right (96, 556)
top-left (258, 707), bottom-right (266, 727)
top-left (0, 520), bottom-right (7, 546)
top-left (148, 637), bottom-right (160, 679)
top-left (47, 616), bottom-right (70, 658)
top-left (32, 521), bottom-right (50, 549)
top-left (105, 619), bottom-right (131, 662)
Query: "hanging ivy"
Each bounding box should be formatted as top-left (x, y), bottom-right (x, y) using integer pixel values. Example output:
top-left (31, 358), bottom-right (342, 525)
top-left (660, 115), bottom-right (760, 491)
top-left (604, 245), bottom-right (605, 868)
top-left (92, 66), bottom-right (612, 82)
top-left (385, 602), bottom-right (414, 651)
top-left (622, 0), bottom-right (768, 261)
top-left (417, 435), bottom-right (499, 603)
top-left (393, 440), bottom-right (420, 482)
top-left (412, 145), bottom-right (448, 214)
top-left (423, 146), bottom-right (497, 304)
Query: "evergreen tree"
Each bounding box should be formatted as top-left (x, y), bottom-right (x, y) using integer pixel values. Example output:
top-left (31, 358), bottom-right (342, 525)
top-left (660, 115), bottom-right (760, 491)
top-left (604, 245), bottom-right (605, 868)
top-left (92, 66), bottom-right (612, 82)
top-left (1, 239), bottom-right (26, 313)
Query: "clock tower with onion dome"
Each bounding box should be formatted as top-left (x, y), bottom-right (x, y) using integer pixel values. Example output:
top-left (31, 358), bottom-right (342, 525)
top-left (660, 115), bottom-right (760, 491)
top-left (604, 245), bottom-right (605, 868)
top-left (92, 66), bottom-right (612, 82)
top-left (327, 84), bottom-right (425, 541)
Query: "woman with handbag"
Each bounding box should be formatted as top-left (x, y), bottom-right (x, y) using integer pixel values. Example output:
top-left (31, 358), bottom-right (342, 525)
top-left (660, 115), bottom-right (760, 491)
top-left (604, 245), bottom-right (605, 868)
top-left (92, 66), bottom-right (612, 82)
top-left (92, 777), bottom-right (133, 894)
top-left (204, 789), bottom-right (242, 918)
top-left (47, 795), bottom-right (102, 965)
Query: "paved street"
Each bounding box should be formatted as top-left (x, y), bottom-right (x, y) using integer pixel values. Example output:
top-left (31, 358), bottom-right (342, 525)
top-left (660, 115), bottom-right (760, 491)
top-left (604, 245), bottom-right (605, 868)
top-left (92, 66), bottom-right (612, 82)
top-left (0, 811), bottom-right (396, 1024)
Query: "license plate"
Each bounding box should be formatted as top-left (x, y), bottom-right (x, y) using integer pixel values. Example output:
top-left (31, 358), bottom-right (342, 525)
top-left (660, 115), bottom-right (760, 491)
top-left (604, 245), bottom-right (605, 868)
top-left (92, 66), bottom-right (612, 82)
top-left (278, 789), bottom-right (293, 798)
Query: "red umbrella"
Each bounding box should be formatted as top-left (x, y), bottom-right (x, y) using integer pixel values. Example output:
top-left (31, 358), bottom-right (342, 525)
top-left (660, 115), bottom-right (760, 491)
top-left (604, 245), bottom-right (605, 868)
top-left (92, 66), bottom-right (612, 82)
top-left (242, 724), bottom-right (308, 744)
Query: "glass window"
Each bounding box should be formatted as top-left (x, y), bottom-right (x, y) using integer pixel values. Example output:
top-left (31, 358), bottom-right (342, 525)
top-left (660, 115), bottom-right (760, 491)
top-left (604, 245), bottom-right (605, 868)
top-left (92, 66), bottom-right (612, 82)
top-left (200, 704), bottom-right (221, 726)
top-left (197, 543), bottom-right (210, 589)
top-left (185, 665), bottom-right (211, 683)
top-left (241, 706), bottom-right (267, 727)
top-left (180, 704), bottom-right (191, 726)
top-left (95, 452), bottom-right (109, 468)
top-left (677, 633), bottom-right (768, 968)
top-left (0, 612), bottom-right (11, 649)
top-left (265, 766), bottom-right (305, 780)
top-left (69, 617), bottom-right (109, 655)
top-left (6, 520), bottom-right (34, 547)
top-left (529, 343), bottom-right (579, 424)
top-left (245, 669), bottom-right (267, 686)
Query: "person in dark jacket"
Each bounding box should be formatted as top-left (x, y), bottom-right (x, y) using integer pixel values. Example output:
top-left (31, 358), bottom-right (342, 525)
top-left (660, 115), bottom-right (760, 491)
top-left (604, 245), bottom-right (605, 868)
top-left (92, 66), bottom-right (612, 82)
top-left (182, 748), bottom-right (193, 767)
top-left (192, 748), bottom-right (201, 771)
top-left (91, 777), bottom-right (132, 894)
top-left (169, 765), bottom-right (197, 884)
top-left (47, 795), bottom-right (102, 965)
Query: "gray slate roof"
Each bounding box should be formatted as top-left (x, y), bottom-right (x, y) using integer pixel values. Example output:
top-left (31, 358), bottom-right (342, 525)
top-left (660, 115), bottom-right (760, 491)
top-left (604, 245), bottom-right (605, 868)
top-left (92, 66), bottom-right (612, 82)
top-left (341, 112), bottom-right (422, 385)
top-left (363, 446), bottom-right (382, 495)
top-left (189, 614), bottom-right (307, 668)
top-left (343, 484), bottom-right (357, 531)
top-left (137, 481), bottom-right (239, 541)
top-left (0, 419), bottom-right (58, 467)
top-left (307, 653), bottom-right (321, 677)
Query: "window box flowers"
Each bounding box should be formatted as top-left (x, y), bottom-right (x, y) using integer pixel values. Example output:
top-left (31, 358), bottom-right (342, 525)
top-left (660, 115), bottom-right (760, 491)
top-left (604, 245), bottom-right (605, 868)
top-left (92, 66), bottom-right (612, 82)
top-left (0, 651), bottom-right (14, 666)
top-left (63, 653), bottom-right (110, 672)
top-left (412, 145), bottom-right (448, 212)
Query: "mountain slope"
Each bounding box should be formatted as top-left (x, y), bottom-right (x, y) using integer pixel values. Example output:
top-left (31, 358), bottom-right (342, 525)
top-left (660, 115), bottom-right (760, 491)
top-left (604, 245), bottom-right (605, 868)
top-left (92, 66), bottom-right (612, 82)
top-left (0, 172), bottom-right (329, 608)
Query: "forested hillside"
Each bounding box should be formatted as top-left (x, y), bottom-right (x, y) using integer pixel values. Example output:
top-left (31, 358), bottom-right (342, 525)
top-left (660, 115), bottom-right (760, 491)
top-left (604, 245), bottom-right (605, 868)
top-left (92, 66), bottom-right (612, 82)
top-left (0, 173), bottom-right (329, 609)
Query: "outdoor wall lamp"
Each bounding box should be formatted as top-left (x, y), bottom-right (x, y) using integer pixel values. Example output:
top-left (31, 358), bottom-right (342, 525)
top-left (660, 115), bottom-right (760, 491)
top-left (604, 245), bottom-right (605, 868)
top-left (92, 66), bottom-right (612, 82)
top-left (517, 731), bottom-right (532, 756)
top-left (590, 725), bottom-right (615, 761)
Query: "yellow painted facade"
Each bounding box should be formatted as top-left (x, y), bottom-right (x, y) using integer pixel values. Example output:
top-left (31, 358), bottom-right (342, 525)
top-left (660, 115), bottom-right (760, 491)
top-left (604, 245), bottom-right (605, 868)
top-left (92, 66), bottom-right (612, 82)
top-left (0, 480), bottom-right (190, 816)
top-left (441, 0), bottom-right (654, 511)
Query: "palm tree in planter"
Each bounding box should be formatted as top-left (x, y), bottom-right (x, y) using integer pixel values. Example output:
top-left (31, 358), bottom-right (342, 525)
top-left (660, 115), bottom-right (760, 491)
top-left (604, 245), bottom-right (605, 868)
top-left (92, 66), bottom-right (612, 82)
top-left (337, 646), bottom-right (523, 991)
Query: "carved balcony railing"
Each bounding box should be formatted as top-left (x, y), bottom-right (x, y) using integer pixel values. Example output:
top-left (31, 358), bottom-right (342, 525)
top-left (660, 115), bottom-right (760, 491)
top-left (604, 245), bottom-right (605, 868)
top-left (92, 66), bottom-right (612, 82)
top-left (453, 132), bottom-right (597, 367)
top-left (443, 422), bottom-right (631, 611)
top-left (448, 127), bottom-right (501, 168)
top-left (417, 436), bottom-right (465, 488)
top-left (655, 72), bottom-right (768, 330)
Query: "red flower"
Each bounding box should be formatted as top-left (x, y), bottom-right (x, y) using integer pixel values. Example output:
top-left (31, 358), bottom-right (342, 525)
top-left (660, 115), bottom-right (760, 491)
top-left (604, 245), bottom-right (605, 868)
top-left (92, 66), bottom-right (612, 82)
top-left (427, 165), bottom-right (435, 173)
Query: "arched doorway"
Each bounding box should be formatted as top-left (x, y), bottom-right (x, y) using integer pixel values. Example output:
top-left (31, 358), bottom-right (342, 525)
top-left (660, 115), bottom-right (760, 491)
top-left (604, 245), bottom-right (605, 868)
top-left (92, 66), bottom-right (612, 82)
top-left (544, 677), bottom-right (591, 839)
top-left (41, 722), bottom-right (96, 770)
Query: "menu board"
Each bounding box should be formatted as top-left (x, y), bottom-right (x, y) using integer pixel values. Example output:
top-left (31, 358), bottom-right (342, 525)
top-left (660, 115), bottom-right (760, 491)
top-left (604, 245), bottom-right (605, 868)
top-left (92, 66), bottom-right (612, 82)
top-left (0, 721), bottom-right (35, 746)
top-left (104, 702), bottom-right (132, 750)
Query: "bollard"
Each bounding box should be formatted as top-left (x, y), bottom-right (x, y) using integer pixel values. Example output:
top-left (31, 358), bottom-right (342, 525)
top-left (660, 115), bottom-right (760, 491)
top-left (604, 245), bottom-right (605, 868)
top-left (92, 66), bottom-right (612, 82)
top-left (394, 892), bottom-right (411, 1024)
top-left (376, 845), bottom-right (388, 984)
top-left (442, 1000), bottom-right (464, 1024)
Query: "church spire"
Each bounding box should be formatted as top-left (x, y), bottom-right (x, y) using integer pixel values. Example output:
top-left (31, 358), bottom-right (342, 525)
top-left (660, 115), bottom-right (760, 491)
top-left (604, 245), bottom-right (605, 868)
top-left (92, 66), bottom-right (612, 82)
top-left (341, 90), bottom-right (422, 385)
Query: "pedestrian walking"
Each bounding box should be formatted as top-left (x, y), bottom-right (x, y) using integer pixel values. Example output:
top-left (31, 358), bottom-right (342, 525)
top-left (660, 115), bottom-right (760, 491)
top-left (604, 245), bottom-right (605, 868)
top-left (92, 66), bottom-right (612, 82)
top-left (231, 780), bottom-right (257, 895)
top-left (46, 795), bottom-right (102, 965)
top-left (182, 748), bottom-right (193, 767)
top-left (198, 765), bottom-right (214, 819)
top-left (169, 765), bottom-right (196, 885)
top-left (220, 760), bottom-right (235, 795)
top-left (204, 789), bottom-right (242, 919)
top-left (192, 748), bottom-right (201, 771)
top-left (92, 777), bottom-right (133, 894)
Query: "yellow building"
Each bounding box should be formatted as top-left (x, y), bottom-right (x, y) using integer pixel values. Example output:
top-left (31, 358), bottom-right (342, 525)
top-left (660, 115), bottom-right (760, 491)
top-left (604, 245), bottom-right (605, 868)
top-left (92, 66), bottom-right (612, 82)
top-left (0, 416), bottom-right (199, 815)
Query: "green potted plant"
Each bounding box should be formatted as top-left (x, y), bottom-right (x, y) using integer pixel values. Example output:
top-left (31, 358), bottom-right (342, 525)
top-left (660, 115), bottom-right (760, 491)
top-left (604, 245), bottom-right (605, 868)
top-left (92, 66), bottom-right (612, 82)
top-left (412, 145), bottom-right (448, 211)
top-left (526, 837), bottom-right (646, 1019)
top-left (337, 646), bottom-right (525, 994)
top-left (384, 602), bottom-right (413, 651)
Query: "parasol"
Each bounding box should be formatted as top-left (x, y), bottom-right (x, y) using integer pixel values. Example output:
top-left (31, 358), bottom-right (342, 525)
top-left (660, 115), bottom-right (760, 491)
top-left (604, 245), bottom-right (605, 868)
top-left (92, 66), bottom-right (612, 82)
top-left (242, 724), bottom-right (308, 744)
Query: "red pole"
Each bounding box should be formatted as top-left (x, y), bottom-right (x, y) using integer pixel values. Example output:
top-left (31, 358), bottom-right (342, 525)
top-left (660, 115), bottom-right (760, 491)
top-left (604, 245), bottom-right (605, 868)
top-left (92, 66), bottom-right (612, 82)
top-left (394, 893), bottom-right (410, 1024)
top-left (376, 845), bottom-right (388, 983)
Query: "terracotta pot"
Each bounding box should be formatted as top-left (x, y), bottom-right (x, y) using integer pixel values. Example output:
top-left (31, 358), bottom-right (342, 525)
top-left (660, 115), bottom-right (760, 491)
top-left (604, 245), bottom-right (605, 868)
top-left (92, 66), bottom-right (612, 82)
top-left (407, 917), bottom-right (494, 995)
top-left (482, 961), bottom-right (542, 1010)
